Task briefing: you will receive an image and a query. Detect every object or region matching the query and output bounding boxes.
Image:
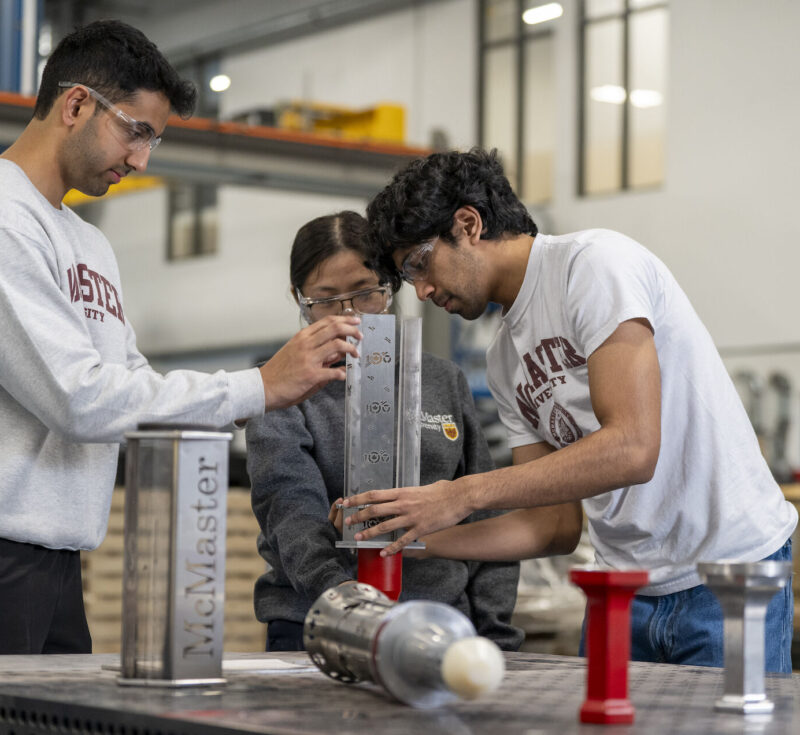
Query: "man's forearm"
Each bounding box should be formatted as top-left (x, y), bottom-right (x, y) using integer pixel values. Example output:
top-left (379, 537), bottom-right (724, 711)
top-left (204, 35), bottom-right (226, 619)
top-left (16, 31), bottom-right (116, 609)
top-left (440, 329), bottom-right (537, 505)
top-left (421, 504), bottom-right (581, 562)
top-left (464, 424), bottom-right (658, 513)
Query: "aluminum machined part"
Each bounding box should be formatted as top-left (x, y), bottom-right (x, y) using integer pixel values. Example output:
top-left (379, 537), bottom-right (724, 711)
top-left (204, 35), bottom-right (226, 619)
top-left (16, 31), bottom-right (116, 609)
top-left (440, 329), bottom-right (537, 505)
top-left (697, 560), bottom-right (793, 714)
top-left (121, 426), bottom-right (232, 686)
top-left (304, 583), bottom-right (394, 683)
top-left (372, 600), bottom-right (477, 708)
top-left (339, 314), bottom-right (423, 550)
top-left (341, 314), bottom-right (396, 547)
top-left (304, 584), bottom-right (484, 708)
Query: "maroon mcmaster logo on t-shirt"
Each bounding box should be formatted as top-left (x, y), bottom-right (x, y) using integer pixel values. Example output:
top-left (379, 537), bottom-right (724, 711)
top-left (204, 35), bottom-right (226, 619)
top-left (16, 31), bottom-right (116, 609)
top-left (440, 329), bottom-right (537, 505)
top-left (66, 263), bottom-right (125, 325)
top-left (514, 336), bottom-right (585, 445)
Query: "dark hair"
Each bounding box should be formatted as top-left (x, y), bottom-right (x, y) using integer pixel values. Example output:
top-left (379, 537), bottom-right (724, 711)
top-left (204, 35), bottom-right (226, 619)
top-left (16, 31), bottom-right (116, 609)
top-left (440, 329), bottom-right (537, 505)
top-left (366, 147), bottom-right (537, 282)
top-left (34, 20), bottom-right (196, 120)
top-left (290, 211), bottom-right (402, 294)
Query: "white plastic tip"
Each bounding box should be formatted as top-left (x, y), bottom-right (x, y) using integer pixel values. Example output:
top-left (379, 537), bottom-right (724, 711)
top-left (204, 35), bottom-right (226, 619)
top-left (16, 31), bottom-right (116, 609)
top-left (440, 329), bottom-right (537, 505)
top-left (440, 636), bottom-right (505, 700)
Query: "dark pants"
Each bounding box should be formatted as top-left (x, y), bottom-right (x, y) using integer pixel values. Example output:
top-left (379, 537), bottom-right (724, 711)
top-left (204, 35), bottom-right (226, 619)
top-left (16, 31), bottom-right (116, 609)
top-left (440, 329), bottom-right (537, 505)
top-left (0, 537), bottom-right (92, 654)
top-left (266, 619), bottom-right (305, 652)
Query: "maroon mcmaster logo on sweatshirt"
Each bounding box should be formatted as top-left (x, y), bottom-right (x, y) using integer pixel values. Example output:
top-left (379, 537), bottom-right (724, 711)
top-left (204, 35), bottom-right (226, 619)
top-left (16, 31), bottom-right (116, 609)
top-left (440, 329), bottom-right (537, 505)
top-left (514, 336), bottom-right (586, 445)
top-left (66, 262), bottom-right (125, 325)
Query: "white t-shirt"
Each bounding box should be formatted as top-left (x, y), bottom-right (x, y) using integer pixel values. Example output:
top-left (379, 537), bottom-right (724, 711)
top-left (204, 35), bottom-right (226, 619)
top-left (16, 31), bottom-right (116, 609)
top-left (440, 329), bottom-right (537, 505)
top-left (486, 229), bottom-right (797, 595)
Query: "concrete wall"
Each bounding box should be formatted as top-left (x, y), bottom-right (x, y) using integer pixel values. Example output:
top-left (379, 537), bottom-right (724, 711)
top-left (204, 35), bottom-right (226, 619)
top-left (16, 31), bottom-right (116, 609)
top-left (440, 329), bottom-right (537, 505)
top-left (99, 187), bottom-right (366, 354)
top-left (95, 0), bottom-right (476, 355)
top-left (221, 0), bottom-right (476, 151)
top-left (542, 0), bottom-right (800, 464)
top-left (549, 0), bottom-right (800, 351)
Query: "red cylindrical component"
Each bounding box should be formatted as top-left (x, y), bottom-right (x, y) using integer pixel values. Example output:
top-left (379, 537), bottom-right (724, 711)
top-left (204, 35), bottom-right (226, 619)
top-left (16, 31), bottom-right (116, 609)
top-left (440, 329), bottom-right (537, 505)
top-left (569, 568), bottom-right (649, 725)
top-left (357, 549), bottom-right (402, 601)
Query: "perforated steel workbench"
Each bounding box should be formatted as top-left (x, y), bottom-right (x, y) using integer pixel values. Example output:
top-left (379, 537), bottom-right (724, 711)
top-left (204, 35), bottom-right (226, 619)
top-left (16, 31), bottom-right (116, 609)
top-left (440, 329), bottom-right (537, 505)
top-left (0, 652), bottom-right (797, 734)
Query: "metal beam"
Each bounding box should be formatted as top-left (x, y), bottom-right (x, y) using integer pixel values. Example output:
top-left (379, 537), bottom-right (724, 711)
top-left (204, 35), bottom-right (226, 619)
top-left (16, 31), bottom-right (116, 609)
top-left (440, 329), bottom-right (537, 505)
top-left (0, 93), bottom-right (428, 199)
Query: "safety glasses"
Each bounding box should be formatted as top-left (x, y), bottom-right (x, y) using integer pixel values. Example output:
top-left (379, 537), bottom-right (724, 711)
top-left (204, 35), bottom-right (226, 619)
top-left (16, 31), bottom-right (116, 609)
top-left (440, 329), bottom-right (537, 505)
top-left (296, 285), bottom-right (392, 324)
top-left (58, 81), bottom-right (161, 152)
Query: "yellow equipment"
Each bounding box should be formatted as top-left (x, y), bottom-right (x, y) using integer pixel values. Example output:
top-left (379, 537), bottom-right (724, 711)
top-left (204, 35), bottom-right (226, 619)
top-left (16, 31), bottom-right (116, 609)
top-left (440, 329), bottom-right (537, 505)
top-left (63, 175), bottom-right (164, 208)
top-left (276, 100), bottom-right (405, 144)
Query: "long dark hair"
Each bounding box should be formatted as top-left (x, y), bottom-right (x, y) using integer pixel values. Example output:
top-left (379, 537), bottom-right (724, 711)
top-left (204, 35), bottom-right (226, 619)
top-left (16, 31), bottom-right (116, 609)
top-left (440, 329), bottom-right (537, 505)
top-left (290, 211), bottom-right (401, 293)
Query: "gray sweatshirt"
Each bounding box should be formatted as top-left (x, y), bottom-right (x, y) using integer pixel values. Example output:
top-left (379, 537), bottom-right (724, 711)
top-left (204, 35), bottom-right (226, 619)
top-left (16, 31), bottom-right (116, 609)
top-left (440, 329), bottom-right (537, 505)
top-left (246, 352), bottom-right (523, 650)
top-left (0, 160), bottom-right (265, 551)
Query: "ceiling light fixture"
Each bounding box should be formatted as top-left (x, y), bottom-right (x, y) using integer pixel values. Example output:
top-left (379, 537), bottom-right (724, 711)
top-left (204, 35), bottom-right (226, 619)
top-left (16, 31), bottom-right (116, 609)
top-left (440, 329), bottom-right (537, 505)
top-left (590, 85), bottom-right (663, 108)
top-left (629, 89), bottom-right (663, 108)
top-left (209, 74), bottom-right (231, 93)
top-left (522, 2), bottom-right (564, 25)
top-left (590, 84), bottom-right (627, 104)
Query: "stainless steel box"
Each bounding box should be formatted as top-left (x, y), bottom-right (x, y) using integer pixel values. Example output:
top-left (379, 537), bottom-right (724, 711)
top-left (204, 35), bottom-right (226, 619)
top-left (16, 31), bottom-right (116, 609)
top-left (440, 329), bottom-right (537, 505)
top-left (120, 426), bottom-right (232, 686)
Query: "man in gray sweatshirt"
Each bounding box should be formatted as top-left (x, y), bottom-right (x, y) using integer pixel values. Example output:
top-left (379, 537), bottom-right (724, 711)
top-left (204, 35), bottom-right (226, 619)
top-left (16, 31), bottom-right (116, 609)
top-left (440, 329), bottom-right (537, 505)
top-left (0, 20), bottom-right (360, 654)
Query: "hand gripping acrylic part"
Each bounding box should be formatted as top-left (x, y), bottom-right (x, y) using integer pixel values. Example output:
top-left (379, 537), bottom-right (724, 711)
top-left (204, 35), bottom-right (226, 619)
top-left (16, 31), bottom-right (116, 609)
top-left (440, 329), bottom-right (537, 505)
top-left (697, 560), bottom-right (793, 714)
top-left (569, 567), bottom-right (649, 724)
top-left (338, 314), bottom-right (423, 599)
top-left (120, 425), bottom-right (232, 687)
top-left (304, 582), bottom-right (505, 708)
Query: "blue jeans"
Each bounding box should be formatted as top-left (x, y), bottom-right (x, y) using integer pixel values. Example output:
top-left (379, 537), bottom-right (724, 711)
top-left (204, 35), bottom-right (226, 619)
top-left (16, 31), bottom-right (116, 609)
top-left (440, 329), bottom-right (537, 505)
top-left (579, 537), bottom-right (794, 672)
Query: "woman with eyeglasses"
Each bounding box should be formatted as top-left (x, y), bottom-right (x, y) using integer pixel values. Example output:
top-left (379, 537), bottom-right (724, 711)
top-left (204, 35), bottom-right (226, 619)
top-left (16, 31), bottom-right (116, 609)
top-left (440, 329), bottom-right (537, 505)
top-left (246, 211), bottom-right (523, 652)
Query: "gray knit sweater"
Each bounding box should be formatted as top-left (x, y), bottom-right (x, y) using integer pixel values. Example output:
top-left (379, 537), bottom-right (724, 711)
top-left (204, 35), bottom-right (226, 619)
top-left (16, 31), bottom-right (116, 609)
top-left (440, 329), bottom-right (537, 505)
top-left (246, 352), bottom-right (523, 650)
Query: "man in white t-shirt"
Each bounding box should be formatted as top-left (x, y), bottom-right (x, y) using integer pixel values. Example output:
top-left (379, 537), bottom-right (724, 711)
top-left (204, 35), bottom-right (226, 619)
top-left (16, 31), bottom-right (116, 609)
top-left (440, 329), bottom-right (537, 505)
top-left (343, 148), bottom-right (797, 671)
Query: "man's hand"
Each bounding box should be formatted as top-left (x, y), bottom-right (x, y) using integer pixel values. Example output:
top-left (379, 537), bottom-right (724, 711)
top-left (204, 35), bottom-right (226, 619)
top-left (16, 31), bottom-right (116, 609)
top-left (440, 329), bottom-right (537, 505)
top-left (341, 479), bottom-right (473, 556)
top-left (260, 315), bottom-right (361, 411)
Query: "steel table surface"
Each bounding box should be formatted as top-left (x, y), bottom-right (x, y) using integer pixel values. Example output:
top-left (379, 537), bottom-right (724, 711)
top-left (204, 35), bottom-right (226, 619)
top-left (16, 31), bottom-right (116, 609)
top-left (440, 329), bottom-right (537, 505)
top-left (0, 652), bottom-right (798, 734)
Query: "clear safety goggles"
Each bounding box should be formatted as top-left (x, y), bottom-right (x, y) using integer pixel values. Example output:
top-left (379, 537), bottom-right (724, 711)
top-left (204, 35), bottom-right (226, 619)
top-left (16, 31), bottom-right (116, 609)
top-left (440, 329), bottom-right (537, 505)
top-left (400, 239), bottom-right (437, 284)
top-left (58, 81), bottom-right (162, 152)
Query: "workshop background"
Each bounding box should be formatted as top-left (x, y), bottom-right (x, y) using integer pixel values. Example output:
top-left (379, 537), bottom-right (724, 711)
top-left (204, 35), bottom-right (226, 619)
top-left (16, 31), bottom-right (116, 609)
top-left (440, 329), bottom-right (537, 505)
top-left (1, 0), bottom-right (798, 663)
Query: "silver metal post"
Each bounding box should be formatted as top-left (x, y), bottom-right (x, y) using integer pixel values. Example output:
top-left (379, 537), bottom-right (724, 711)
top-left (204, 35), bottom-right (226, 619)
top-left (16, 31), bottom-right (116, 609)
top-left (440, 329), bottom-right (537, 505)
top-left (121, 427), bottom-right (232, 687)
top-left (339, 314), bottom-right (423, 550)
top-left (697, 560), bottom-right (792, 714)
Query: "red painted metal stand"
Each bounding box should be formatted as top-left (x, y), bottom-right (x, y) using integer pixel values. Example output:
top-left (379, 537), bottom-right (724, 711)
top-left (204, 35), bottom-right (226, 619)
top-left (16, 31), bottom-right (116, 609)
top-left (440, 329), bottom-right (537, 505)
top-left (357, 549), bottom-right (402, 601)
top-left (569, 568), bottom-right (649, 724)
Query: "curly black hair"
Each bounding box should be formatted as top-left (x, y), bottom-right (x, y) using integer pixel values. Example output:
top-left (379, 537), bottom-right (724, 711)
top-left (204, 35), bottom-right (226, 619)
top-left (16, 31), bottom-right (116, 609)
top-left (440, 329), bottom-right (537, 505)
top-left (34, 20), bottom-right (196, 120)
top-left (365, 148), bottom-right (537, 283)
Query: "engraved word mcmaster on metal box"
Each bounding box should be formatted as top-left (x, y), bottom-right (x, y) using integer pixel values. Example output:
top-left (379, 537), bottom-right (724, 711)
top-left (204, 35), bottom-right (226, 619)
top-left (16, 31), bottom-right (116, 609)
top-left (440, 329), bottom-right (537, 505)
top-left (121, 426), bottom-right (231, 686)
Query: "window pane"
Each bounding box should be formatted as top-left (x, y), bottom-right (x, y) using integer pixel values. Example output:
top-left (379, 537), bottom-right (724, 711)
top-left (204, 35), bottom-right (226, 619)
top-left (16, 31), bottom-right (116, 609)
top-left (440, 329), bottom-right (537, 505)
top-left (628, 8), bottom-right (667, 188)
top-left (484, 0), bottom-right (518, 43)
top-left (168, 183), bottom-right (219, 260)
top-left (583, 19), bottom-right (623, 194)
top-left (522, 35), bottom-right (555, 203)
top-left (483, 45), bottom-right (519, 188)
top-left (585, 0), bottom-right (624, 19)
top-left (629, 0), bottom-right (664, 9)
